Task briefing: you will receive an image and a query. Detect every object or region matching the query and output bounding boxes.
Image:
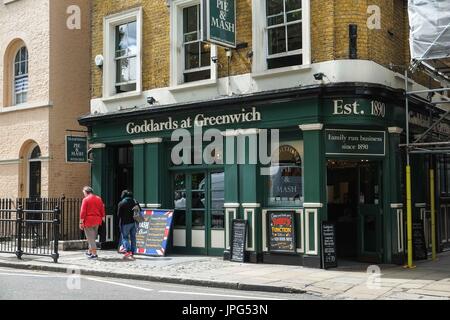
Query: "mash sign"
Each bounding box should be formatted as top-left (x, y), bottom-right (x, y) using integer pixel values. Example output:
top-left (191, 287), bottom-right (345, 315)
top-left (66, 136), bottom-right (88, 163)
top-left (203, 0), bottom-right (236, 48)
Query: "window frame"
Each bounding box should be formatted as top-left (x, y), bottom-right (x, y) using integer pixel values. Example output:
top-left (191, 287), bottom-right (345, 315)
top-left (103, 7), bottom-right (143, 98)
top-left (13, 46), bottom-right (28, 106)
top-left (170, 0), bottom-right (217, 87)
top-left (252, 0), bottom-right (311, 73)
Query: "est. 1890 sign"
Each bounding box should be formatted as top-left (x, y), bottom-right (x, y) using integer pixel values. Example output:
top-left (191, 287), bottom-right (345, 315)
top-left (66, 136), bottom-right (88, 163)
top-left (325, 129), bottom-right (386, 156)
top-left (203, 0), bottom-right (236, 48)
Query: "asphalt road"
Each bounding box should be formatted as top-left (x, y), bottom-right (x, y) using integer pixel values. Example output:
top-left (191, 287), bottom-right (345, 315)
top-left (0, 267), bottom-right (320, 300)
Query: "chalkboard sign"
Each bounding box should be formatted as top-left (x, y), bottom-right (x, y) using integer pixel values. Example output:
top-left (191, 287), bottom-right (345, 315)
top-left (268, 211), bottom-right (296, 253)
top-left (135, 210), bottom-right (174, 256)
top-left (321, 222), bottom-right (338, 269)
top-left (413, 221), bottom-right (428, 260)
top-left (230, 220), bottom-right (247, 263)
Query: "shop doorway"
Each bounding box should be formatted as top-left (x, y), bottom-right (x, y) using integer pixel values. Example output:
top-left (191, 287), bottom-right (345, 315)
top-left (172, 171), bottom-right (225, 256)
top-left (327, 160), bottom-right (382, 263)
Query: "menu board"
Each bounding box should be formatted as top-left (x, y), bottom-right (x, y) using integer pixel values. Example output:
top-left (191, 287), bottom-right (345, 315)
top-left (268, 211), bottom-right (296, 253)
top-left (230, 220), bottom-right (248, 263)
top-left (413, 222), bottom-right (428, 260)
top-left (321, 222), bottom-right (338, 269)
top-left (135, 210), bottom-right (174, 256)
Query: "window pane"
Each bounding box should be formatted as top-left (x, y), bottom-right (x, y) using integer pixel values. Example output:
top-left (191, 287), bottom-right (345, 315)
top-left (287, 9), bottom-right (302, 22)
top-left (184, 70), bottom-right (211, 83)
top-left (192, 173), bottom-right (206, 190)
top-left (116, 58), bottom-right (129, 83)
top-left (128, 57), bottom-right (137, 81)
top-left (267, 54), bottom-right (302, 69)
top-left (268, 26), bottom-right (286, 55)
top-left (174, 210), bottom-right (186, 227)
top-left (287, 22), bottom-right (302, 51)
top-left (192, 191), bottom-right (205, 209)
top-left (116, 24), bottom-right (128, 54)
top-left (200, 42), bottom-right (211, 67)
top-left (267, 0), bottom-right (283, 17)
top-left (212, 212), bottom-right (225, 229)
top-left (185, 42), bottom-right (200, 70)
top-left (127, 21), bottom-right (137, 56)
top-left (184, 5), bottom-right (198, 35)
top-left (192, 211), bottom-right (205, 227)
top-left (285, 0), bottom-right (301, 12)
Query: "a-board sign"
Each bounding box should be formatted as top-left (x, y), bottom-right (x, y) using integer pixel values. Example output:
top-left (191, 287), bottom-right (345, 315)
top-left (135, 210), bottom-right (174, 256)
top-left (321, 222), bottom-right (338, 269)
top-left (230, 219), bottom-right (247, 263)
top-left (413, 221), bottom-right (428, 260)
top-left (268, 211), bottom-right (296, 253)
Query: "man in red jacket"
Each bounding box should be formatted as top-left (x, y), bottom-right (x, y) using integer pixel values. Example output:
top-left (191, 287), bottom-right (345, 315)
top-left (79, 186), bottom-right (105, 259)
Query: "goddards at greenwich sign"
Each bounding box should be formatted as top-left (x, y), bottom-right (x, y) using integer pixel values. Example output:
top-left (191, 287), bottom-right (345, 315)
top-left (126, 108), bottom-right (261, 135)
top-left (203, 0), bottom-right (236, 48)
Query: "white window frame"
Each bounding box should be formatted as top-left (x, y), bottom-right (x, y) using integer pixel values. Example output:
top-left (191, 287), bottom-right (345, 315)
top-left (170, 0), bottom-right (217, 87)
top-left (103, 7), bottom-right (143, 99)
top-left (252, 0), bottom-right (311, 73)
top-left (13, 46), bottom-right (28, 106)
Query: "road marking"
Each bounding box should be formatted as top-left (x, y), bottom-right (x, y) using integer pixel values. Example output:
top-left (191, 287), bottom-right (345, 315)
top-left (0, 272), bottom-right (52, 278)
top-left (158, 290), bottom-right (285, 300)
top-left (85, 277), bottom-right (154, 292)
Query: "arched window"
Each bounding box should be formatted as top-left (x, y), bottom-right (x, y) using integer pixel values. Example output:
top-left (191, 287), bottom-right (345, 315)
top-left (14, 46), bottom-right (28, 105)
top-left (28, 145), bottom-right (41, 199)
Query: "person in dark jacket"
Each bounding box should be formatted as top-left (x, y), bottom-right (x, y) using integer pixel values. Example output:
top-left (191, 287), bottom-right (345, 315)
top-left (117, 190), bottom-right (140, 259)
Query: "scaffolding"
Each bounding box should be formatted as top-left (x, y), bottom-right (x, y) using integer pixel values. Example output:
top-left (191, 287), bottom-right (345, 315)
top-left (403, 0), bottom-right (450, 267)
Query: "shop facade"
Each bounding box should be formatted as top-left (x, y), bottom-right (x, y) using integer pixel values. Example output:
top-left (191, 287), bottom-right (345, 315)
top-left (81, 83), bottom-right (438, 268)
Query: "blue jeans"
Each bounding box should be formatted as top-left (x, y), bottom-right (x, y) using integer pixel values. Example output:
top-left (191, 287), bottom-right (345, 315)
top-left (121, 223), bottom-right (137, 253)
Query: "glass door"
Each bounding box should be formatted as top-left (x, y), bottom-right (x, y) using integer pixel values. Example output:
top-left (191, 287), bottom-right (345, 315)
top-left (208, 171), bottom-right (225, 255)
top-left (358, 161), bottom-right (383, 263)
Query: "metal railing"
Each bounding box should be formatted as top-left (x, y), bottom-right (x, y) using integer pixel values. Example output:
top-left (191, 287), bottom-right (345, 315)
top-left (0, 206), bottom-right (60, 263)
top-left (0, 197), bottom-right (84, 241)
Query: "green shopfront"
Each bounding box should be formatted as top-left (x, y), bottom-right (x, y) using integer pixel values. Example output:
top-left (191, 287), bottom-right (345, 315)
top-left (80, 84), bottom-right (417, 268)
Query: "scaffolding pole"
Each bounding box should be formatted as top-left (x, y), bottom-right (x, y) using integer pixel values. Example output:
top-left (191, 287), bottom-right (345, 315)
top-left (405, 70), bottom-right (415, 269)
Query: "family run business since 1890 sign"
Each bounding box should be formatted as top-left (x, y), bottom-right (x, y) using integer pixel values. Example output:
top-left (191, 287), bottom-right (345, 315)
top-left (136, 210), bottom-right (174, 256)
top-left (203, 0), bottom-right (236, 48)
top-left (325, 129), bottom-right (386, 156)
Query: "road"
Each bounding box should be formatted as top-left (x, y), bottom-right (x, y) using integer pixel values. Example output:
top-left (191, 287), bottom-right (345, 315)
top-left (0, 267), bottom-right (320, 300)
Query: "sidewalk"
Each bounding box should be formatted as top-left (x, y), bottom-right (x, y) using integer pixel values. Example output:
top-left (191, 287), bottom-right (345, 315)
top-left (1, 250), bottom-right (450, 300)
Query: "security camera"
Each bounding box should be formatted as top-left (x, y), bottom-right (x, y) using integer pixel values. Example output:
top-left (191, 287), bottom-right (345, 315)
top-left (147, 96), bottom-right (156, 105)
top-left (211, 56), bottom-right (219, 63)
top-left (314, 73), bottom-right (325, 81)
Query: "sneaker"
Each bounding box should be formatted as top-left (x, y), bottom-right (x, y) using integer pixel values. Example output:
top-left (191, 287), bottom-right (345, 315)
top-left (123, 252), bottom-right (134, 260)
top-left (85, 251), bottom-right (92, 257)
top-left (118, 246), bottom-right (127, 254)
top-left (88, 254), bottom-right (98, 260)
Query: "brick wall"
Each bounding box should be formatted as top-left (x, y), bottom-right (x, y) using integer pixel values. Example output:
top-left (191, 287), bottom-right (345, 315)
top-left (90, 0), bottom-right (433, 97)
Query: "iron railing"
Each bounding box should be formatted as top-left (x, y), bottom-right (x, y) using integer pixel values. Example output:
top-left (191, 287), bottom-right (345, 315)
top-left (0, 206), bottom-right (60, 263)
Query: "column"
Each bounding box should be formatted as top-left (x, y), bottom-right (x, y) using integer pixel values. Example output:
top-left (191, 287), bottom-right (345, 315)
top-left (387, 127), bottom-right (404, 264)
top-left (144, 138), bottom-right (164, 208)
top-left (131, 139), bottom-right (146, 206)
top-left (222, 130), bottom-right (240, 259)
top-left (238, 129), bottom-right (261, 263)
top-left (299, 124), bottom-right (325, 269)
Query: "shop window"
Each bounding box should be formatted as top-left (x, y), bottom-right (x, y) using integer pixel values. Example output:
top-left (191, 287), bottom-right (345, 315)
top-left (115, 21), bottom-right (137, 93)
top-left (174, 173), bottom-right (187, 228)
top-left (267, 143), bottom-right (304, 207)
top-left (211, 172), bottom-right (225, 229)
top-left (192, 173), bottom-right (206, 228)
top-left (14, 46), bottom-right (28, 105)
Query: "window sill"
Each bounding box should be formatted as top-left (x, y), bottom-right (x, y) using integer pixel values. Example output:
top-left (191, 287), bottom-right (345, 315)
top-left (252, 64), bottom-right (312, 79)
top-left (0, 101), bottom-right (52, 114)
top-left (169, 78), bottom-right (217, 92)
top-left (101, 91), bottom-right (142, 103)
